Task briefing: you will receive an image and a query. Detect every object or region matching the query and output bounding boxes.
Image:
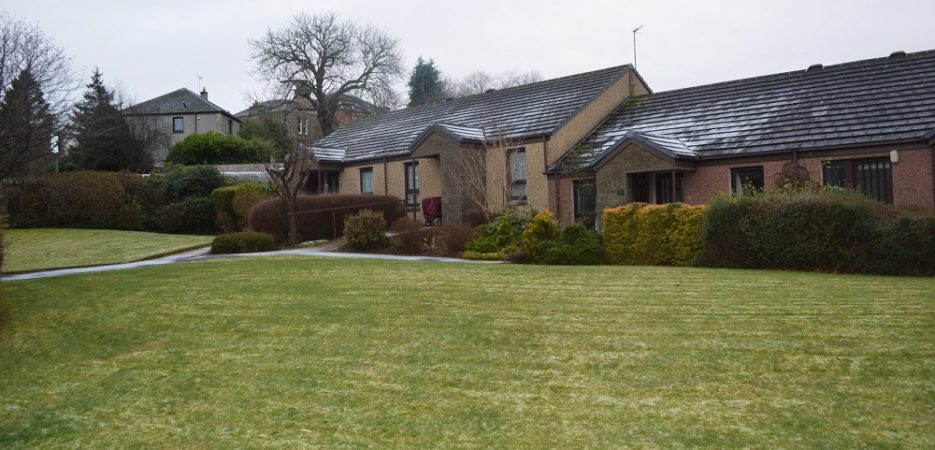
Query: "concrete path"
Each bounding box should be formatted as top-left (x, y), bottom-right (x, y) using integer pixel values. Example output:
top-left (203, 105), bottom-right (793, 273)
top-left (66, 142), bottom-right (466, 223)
top-left (1, 244), bottom-right (500, 282)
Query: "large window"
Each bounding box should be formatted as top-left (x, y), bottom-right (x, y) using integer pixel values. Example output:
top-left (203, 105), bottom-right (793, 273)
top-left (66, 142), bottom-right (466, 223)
top-left (405, 161), bottom-right (420, 206)
top-left (297, 118), bottom-right (309, 136)
top-left (731, 166), bottom-right (764, 195)
top-left (172, 116), bottom-right (184, 133)
top-left (823, 158), bottom-right (893, 203)
top-left (359, 167), bottom-right (374, 194)
top-left (654, 173), bottom-right (685, 204)
top-left (574, 179), bottom-right (597, 228)
top-left (509, 148), bottom-right (527, 205)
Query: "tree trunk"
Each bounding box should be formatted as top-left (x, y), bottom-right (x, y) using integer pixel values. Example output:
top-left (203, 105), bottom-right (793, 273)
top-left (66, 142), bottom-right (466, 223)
top-left (318, 108), bottom-right (335, 137)
top-left (286, 198), bottom-right (298, 247)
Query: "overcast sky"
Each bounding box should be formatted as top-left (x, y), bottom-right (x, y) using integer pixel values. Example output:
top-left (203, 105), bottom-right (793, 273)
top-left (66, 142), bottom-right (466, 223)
top-left (6, 0), bottom-right (935, 113)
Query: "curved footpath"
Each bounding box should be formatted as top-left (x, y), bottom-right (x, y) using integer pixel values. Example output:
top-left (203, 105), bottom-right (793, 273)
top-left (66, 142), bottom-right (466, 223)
top-left (1, 247), bottom-right (500, 282)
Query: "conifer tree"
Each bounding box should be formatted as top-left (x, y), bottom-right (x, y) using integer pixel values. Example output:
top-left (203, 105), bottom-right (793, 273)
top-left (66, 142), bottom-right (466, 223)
top-left (0, 68), bottom-right (54, 179)
top-left (407, 57), bottom-right (444, 107)
top-left (70, 69), bottom-right (148, 171)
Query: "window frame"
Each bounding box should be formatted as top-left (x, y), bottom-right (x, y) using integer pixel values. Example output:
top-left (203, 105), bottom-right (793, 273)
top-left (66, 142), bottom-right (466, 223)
top-left (573, 179), bottom-right (597, 228)
top-left (822, 157), bottom-right (893, 204)
top-left (359, 167), bottom-right (374, 195)
top-left (508, 147), bottom-right (528, 205)
top-left (654, 172), bottom-right (685, 204)
top-left (404, 161), bottom-right (420, 207)
top-left (172, 116), bottom-right (184, 133)
top-left (730, 166), bottom-right (765, 195)
top-left (298, 117), bottom-right (309, 136)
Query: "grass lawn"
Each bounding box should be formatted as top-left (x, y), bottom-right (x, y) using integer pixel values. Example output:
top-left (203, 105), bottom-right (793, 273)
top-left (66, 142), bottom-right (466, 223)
top-left (2, 228), bottom-right (214, 273)
top-left (1, 258), bottom-right (933, 448)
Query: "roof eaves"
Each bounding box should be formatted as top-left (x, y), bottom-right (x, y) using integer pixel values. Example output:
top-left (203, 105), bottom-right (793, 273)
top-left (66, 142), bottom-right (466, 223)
top-left (589, 131), bottom-right (698, 171)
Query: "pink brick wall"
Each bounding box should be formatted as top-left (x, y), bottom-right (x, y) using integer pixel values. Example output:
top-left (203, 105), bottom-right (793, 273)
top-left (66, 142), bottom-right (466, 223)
top-left (684, 148), bottom-right (934, 210)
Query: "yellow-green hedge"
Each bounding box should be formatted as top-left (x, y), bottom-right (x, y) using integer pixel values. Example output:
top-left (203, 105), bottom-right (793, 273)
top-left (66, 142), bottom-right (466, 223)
top-left (603, 203), bottom-right (705, 266)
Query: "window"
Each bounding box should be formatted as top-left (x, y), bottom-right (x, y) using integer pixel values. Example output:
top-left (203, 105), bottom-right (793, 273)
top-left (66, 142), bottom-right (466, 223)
top-left (404, 161), bottom-right (420, 206)
top-left (228, 119), bottom-right (234, 135)
top-left (359, 167), bottom-right (374, 194)
top-left (574, 179), bottom-right (597, 228)
top-left (654, 173), bottom-right (685, 204)
top-left (172, 116), bottom-right (184, 133)
top-left (822, 158), bottom-right (893, 203)
top-left (297, 118), bottom-right (309, 136)
top-left (731, 166), bottom-right (764, 195)
top-left (509, 148), bottom-right (527, 205)
top-left (325, 171), bottom-right (339, 193)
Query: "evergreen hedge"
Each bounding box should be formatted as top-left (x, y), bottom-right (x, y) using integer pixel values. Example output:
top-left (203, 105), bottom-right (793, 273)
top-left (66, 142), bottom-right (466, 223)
top-left (696, 189), bottom-right (935, 276)
top-left (603, 203), bottom-right (705, 266)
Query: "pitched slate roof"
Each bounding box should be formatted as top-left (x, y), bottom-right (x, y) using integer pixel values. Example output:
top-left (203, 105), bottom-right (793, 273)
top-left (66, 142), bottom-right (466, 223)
top-left (312, 65), bottom-right (636, 163)
top-left (125, 88), bottom-right (241, 122)
top-left (560, 49), bottom-right (935, 170)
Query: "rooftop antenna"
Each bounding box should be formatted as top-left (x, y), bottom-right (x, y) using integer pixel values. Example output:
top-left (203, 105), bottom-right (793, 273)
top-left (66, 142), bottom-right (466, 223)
top-left (196, 74), bottom-right (203, 91)
top-left (632, 25), bottom-right (644, 68)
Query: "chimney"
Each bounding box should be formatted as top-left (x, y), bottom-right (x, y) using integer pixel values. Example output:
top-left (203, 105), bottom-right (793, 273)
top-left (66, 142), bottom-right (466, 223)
top-left (200, 88), bottom-right (208, 100)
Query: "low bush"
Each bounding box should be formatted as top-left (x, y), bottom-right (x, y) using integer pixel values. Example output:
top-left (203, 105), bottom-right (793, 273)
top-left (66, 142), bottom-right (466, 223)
top-left (164, 165), bottom-right (225, 201)
top-left (461, 250), bottom-right (507, 261)
top-left (463, 207), bottom-right (534, 257)
top-left (211, 231), bottom-right (277, 254)
top-left (248, 194), bottom-right (404, 243)
top-left (391, 217), bottom-right (424, 254)
top-left (149, 196), bottom-right (216, 234)
top-left (696, 189), bottom-right (935, 275)
top-left (344, 209), bottom-right (388, 250)
top-left (604, 203), bottom-right (705, 266)
top-left (544, 224), bottom-right (604, 265)
top-left (167, 132), bottom-right (266, 165)
top-left (437, 222), bottom-right (475, 256)
top-left (6, 171), bottom-right (144, 230)
top-left (522, 211), bottom-right (559, 261)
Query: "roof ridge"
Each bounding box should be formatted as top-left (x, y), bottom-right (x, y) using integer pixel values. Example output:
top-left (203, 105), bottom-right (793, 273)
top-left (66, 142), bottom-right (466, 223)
top-left (654, 49), bottom-right (935, 97)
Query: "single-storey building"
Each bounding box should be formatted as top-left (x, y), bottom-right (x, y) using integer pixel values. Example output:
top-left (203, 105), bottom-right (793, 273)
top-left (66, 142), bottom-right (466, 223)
top-left (311, 50), bottom-right (935, 225)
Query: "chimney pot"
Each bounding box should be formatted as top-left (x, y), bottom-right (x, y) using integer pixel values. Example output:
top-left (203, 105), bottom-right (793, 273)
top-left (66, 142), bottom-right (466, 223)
top-left (200, 88), bottom-right (208, 100)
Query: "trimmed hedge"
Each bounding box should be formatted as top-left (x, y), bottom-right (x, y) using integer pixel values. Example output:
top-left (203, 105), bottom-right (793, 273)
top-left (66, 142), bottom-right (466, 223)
top-left (210, 183), bottom-right (272, 232)
top-left (164, 165), bottom-right (225, 201)
top-left (167, 132), bottom-right (265, 165)
top-left (7, 171), bottom-right (144, 230)
top-left (248, 194), bottom-right (404, 243)
top-left (531, 223), bottom-right (604, 265)
top-left (211, 231), bottom-right (277, 254)
top-left (696, 189), bottom-right (935, 276)
top-left (604, 203), bottom-right (705, 266)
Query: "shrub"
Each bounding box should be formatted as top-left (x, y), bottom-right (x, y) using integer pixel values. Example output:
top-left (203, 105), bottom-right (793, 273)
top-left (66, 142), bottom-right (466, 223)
top-left (695, 188), bottom-right (935, 275)
top-left (248, 194), bottom-right (404, 243)
top-left (167, 132), bottom-right (261, 165)
top-left (211, 183), bottom-right (272, 232)
top-left (437, 222), bottom-right (475, 256)
top-left (211, 231), bottom-right (277, 254)
top-left (164, 165), bottom-right (225, 201)
top-left (6, 171), bottom-right (144, 230)
top-left (604, 203), bottom-right (705, 266)
top-left (344, 209), bottom-right (388, 250)
top-left (522, 211), bottom-right (559, 261)
top-left (150, 196), bottom-right (216, 234)
top-left (391, 217), bottom-right (424, 254)
top-left (463, 207), bottom-right (534, 256)
top-left (461, 250), bottom-right (506, 261)
top-left (529, 223), bottom-right (604, 265)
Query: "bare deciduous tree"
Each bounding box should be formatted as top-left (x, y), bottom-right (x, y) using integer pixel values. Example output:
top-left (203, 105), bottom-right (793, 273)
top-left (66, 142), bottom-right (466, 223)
top-left (0, 13), bottom-right (75, 122)
top-left (446, 130), bottom-right (520, 223)
top-left (454, 69), bottom-right (543, 97)
top-left (250, 12), bottom-right (404, 137)
top-left (261, 141), bottom-right (312, 246)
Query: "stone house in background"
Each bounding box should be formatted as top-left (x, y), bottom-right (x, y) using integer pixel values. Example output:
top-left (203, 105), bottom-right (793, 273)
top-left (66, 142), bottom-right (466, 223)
top-left (310, 49), bottom-right (935, 226)
top-left (123, 88), bottom-right (242, 164)
top-left (235, 89), bottom-right (383, 149)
